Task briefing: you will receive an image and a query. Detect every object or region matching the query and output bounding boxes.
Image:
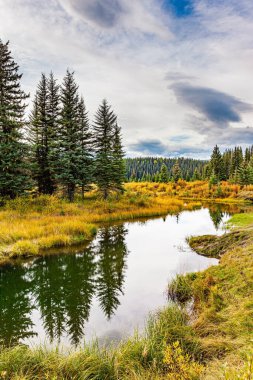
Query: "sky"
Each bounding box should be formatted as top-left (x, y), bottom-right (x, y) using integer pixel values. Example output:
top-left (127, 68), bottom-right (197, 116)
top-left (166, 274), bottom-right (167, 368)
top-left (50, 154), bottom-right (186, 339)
top-left (1, 0), bottom-right (253, 159)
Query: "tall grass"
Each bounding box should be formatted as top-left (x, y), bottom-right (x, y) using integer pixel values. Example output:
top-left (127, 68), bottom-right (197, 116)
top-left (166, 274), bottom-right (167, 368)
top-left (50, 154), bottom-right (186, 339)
top-left (0, 304), bottom-right (203, 380)
top-left (0, 192), bottom-right (200, 262)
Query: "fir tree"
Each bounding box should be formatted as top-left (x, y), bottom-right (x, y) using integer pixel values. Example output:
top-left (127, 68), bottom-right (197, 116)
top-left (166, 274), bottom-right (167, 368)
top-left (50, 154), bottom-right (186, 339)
top-left (210, 145), bottom-right (224, 181)
top-left (57, 70), bottom-right (82, 202)
top-left (0, 39), bottom-right (30, 198)
top-left (112, 124), bottom-right (125, 192)
top-left (93, 99), bottom-right (117, 199)
top-left (172, 160), bottom-right (181, 183)
top-left (77, 96), bottom-right (93, 199)
top-left (159, 163), bottom-right (169, 182)
top-left (29, 73), bottom-right (57, 194)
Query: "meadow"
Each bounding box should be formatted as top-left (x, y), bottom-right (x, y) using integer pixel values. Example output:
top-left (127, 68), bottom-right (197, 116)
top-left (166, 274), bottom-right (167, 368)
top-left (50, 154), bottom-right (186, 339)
top-left (1, 180), bottom-right (253, 263)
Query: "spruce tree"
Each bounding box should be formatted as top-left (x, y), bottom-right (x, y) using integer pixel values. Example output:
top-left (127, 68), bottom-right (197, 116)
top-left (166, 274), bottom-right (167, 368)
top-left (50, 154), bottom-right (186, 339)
top-left (77, 96), bottom-right (93, 199)
top-left (57, 70), bottom-right (82, 202)
top-left (210, 145), bottom-right (224, 181)
top-left (0, 39), bottom-right (30, 198)
top-left (172, 160), bottom-right (181, 183)
top-left (47, 71), bottom-right (61, 182)
top-left (93, 99), bottom-right (117, 199)
top-left (159, 163), bottom-right (169, 182)
top-left (112, 124), bottom-right (125, 192)
top-left (29, 73), bottom-right (57, 194)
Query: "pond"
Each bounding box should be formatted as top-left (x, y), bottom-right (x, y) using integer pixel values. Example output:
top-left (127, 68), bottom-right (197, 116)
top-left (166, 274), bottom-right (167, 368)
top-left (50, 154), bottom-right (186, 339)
top-left (0, 203), bottom-right (247, 347)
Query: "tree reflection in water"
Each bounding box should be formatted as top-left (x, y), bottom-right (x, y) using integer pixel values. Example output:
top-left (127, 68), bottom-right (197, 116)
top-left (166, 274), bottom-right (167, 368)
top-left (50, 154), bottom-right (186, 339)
top-left (0, 225), bottom-right (128, 346)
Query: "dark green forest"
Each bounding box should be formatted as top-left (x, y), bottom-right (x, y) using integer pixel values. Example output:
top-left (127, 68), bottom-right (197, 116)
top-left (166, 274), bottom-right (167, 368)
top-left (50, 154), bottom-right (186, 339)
top-left (125, 145), bottom-right (253, 184)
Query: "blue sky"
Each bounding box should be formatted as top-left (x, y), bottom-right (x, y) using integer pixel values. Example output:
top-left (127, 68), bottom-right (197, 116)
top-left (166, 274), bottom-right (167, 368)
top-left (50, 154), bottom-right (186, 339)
top-left (1, 0), bottom-right (253, 158)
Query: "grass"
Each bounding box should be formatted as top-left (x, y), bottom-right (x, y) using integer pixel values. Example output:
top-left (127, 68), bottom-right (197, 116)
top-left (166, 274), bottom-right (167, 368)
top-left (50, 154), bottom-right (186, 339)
top-left (0, 305), bottom-right (204, 380)
top-left (0, 191), bottom-right (200, 263)
top-left (125, 180), bottom-right (253, 201)
top-left (169, 213), bottom-right (253, 379)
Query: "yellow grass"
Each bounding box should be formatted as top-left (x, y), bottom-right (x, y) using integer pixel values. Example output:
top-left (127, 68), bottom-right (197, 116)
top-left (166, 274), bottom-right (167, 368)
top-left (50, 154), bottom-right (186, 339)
top-left (0, 191), bottom-right (201, 262)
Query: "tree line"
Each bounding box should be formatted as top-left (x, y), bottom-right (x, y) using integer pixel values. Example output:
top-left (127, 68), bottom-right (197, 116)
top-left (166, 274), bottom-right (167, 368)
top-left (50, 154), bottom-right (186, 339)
top-left (125, 157), bottom-right (207, 182)
top-left (0, 39), bottom-right (125, 201)
top-left (125, 146), bottom-right (253, 184)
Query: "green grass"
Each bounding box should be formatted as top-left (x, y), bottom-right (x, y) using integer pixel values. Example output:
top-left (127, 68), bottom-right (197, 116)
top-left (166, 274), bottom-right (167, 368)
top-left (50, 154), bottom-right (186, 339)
top-left (228, 212), bottom-right (253, 227)
top-left (0, 305), bottom-right (203, 380)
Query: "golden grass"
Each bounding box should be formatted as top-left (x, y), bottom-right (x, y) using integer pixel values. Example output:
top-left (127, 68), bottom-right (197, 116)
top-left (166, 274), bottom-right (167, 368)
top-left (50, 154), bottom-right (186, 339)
top-left (0, 192), bottom-right (200, 262)
top-left (125, 181), bottom-right (253, 201)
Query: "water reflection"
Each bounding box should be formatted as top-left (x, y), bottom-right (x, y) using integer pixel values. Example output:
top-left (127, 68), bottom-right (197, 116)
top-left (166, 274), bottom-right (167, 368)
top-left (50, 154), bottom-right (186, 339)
top-left (0, 204), bottom-right (250, 347)
top-left (0, 225), bottom-right (128, 346)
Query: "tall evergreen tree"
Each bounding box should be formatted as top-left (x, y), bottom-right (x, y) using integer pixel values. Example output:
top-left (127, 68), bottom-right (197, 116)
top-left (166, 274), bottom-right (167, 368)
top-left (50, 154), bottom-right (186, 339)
top-left (93, 99), bottom-right (117, 199)
top-left (0, 39), bottom-right (30, 198)
top-left (159, 163), bottom-right (169, 182)
top-left (112, 124), bottom-right (125, 192)
top-left (57, 70), bottom-right (82, 202)
top-left (172, 160), bottom-right (181, 183)
top-left (29, 73), bottom-right (57, 194)
top-left (77, 96), bottom-right (93, 199)
top-left (210, 145), bottom-right (224, 181)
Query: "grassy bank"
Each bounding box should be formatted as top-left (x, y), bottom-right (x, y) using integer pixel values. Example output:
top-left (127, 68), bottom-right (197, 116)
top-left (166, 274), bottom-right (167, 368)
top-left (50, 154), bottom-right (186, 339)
top-left (125, 181), bottom-right (253, 201)
top-left (169, 215), bottom-right (253, 379)
top-left (0, 191), bottom-right (199, 264)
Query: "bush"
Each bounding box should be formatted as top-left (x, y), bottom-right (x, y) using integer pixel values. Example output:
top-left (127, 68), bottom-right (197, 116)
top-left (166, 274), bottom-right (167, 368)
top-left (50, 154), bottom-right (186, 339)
top-left (168, 275), bottom-right (193, 304)
top-left (11, 240), bottom-right (39, 257)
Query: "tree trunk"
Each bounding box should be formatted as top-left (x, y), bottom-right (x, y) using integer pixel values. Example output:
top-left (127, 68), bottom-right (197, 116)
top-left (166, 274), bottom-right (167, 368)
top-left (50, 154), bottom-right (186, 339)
top-left (67, 183), bottom-right (75, 202)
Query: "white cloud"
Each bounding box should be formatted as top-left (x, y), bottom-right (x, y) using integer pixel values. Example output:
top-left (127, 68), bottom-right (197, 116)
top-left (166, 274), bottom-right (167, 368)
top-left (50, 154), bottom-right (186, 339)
top-left (0, 0), bottom-right (253, 158)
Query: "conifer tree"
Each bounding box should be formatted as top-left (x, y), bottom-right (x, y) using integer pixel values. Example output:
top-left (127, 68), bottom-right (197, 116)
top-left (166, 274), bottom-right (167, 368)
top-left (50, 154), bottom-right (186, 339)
top-left (93, 99), bottom-right (117, 199)
top-left (112, 124), bottom-right (125, 192)
top-left (29, 73), bottom-right (58, 194)
top-left (159, 163), bottom-right (169, 182)
top-left (77, 96), bottom-right (93, 199)
top-left (172, 160), bottom-right (181, 183)
top-left (47, 72), bottom-right (61, 180)
top-left (0, 39), bottom-right (30, 198)
top-left (57, 70), bottom-right (81, 202)
top-left (210, 145), bottom-right (224, 181)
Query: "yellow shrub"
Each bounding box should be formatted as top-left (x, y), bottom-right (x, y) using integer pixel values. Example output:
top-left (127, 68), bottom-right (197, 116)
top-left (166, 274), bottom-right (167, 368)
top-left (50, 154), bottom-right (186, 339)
top-left (11, 240), bottom-right (39, 257)
top-left (38, 234), bottom-right (71, 249)
top-left (163, 341), bottom-right (203, 380)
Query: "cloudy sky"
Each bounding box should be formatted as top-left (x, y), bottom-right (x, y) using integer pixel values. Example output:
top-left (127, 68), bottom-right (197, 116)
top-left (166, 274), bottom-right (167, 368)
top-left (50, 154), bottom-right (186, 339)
top-left (1, 0), bottom-right (253, 158)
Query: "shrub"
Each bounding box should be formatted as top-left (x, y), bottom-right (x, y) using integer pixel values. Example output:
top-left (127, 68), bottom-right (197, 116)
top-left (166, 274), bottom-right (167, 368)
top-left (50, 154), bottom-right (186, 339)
top-left (168, 275), bottom-right (193, 304)
top-left (163, 341), bottom-right (204, 380)
top-left (11, 240), bottom-right (39, 257)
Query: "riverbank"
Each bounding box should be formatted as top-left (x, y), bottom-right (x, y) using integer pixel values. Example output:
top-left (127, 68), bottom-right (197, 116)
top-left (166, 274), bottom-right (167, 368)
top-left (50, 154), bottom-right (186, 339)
top-left (2, 180), bottom-right (253, 264)
top-left (0, 191), bottom-right (200, 264)
top-left (0, 205), bottom-right (252, 378)
top-left (169, 213), bottom-right (253, 379)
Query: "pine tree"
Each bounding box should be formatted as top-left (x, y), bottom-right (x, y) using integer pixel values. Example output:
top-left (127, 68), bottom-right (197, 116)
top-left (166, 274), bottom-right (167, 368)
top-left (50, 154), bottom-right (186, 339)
top-left (112, 124), bottom-right (125, 192)
top-left (57, 70), bottom-right (82, 202)
top-left (29, 73), bottom-right (57, 194)
top-left (159, 163), bottom-right (169, 182)
top-left (77, 96), bottom-right (93, 199)
top-left (192, 168), bottom-right (201, 181)
top-left (172, 160), bottom-right (181, 183)
top-left (0, 39), bottom-right (30, 198)
top-left (93, 99), bottom-right (117, 199)
top-left (210, 145), bottom-right (224, 181)
top-left (47, 71), bottom-right (61, 183)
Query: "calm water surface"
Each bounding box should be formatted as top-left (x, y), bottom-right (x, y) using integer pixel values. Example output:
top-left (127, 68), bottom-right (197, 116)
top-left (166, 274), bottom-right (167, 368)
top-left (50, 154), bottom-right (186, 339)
top-left (0, 204), bottom-right (244, 347)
